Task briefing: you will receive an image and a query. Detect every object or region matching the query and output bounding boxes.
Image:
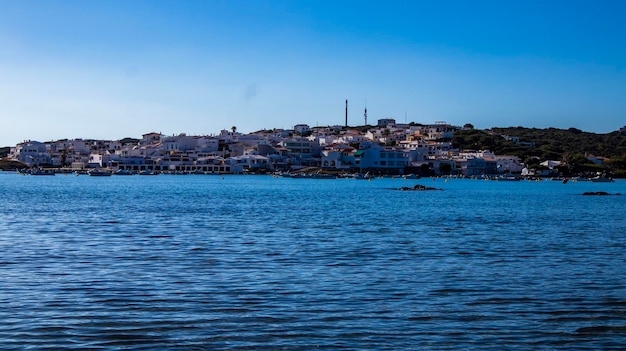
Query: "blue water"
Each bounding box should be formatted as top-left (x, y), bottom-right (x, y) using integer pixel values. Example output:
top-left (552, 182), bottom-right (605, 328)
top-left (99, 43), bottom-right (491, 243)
top-left (1, 172), bottom-right (625, 350)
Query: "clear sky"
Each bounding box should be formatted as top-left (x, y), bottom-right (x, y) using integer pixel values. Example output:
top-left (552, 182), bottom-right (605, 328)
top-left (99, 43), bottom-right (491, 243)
top-left (1, 0), bottom-right (625, 146)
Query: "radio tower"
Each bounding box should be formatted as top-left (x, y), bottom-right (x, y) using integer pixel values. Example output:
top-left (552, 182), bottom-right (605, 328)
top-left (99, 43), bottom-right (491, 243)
top-left (364, 99), bottom-right (368, 125)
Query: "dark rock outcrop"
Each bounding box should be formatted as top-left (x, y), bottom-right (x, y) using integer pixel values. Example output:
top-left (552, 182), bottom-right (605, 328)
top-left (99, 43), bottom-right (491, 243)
top-left (398, 184), bottom-right (441, 191)
top-left (582, 191), bottom-right (619, 196)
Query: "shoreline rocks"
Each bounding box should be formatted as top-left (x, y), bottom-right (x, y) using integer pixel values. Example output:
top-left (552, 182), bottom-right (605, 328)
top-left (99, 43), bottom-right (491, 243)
top-left (398, 184), bottom-right (441, 191)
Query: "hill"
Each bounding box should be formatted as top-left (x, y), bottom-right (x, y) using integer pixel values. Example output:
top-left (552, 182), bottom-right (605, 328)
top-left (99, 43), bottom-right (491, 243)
top-left (451, 127), bottom-right (626, 173)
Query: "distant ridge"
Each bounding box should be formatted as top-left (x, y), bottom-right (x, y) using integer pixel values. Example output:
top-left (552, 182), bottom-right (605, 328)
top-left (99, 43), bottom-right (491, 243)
top-left (489, 126), bottom-right (626, 159)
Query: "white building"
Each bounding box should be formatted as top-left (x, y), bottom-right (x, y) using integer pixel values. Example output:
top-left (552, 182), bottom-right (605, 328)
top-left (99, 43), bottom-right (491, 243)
top-left (377, 118), bottom-right (396, 127)
top-left (141, 132), bottom-right (162, 145)
top-left (294, 124), bottom-right (310, 135)
top-left (219, 129), bottom-right (242, 143)
top-left (162, 134), bottom-right (197, 152)
top-left (421, 122), bottom-right (457, 140)
top-left (495, 155), bottom-right (524, 173)
top-left (227, 155), bottom-right (270, 173)
top-left (88, 153), bottom-right (104, 168)
top-left (355, 142), bottom-right (409, 173)
top-left (195, 137), bottom-right (220, 153)
top-left (9, 141), bottom-right (52, 166)
top-left (321, 144), bottom-right (357, 170)
top-left (398, 139), bottom-right (431, 163)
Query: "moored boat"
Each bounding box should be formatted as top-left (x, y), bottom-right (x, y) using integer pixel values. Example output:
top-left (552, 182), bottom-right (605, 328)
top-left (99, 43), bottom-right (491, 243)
top-left (352, 172), bottom-right (373, 180)
top-left (310, 173), bottom-right (336, 179)
top-left (590, 176), bottom-right (615, 183)
top-left (494, 175), bottom-right (520, 181)
top-left (31, 169), bottom-right (55, 176)
top-left (139, 170), bottom-right (158, 175)
top-left (114, 169), bottom-right (134, 175)
top-left (89, 170), bottom-right (112, 176)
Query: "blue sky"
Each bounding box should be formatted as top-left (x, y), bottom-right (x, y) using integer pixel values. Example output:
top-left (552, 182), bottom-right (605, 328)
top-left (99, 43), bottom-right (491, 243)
top-left (1, 0), bottom-right (625, 146)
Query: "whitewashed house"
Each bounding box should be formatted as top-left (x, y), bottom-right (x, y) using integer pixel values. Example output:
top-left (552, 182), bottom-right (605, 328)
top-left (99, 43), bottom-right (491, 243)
top-left (195, 137), bottom-right (219, 153)
top-left (162, 134), bottom-right (197, 152)
top-left (9, 141), bottom-right (52, 166)
top-left (294, 124), bottom-right (310, 135)
top-left (321, 144), bottom-right (357, 170)
top-left (495, 155), bottom-right (524, 173)
top-left (227, 155), bottom-right (269, 173)
top-left (141, 132), bottom-right (162, 145)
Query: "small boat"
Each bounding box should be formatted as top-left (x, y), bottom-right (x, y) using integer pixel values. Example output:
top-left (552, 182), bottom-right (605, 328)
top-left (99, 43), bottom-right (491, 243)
top-left (571, 176), bottom-right (589, 182)
top-left (289, 173), bottom-right (308, 178)
top-left (590, 176), bottom-right (615, 183)
top-left (31, 169), bottom-right (55, 176)
top-left (310, 173), bottom-right (336, 179)
top-left (114, 169), bottom-right (134, 175)
top-left (89, 170), bottom-right (112, 176)
top-left (353, 172), bottom-right (373, 180)
top-left (139, 170), bottom-right (157, 175)
top-left (494, 175), bottom-right (520, 181)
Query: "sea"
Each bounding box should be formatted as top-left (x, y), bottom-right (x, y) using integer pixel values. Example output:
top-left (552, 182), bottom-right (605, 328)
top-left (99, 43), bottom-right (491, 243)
top-left (1, 172), bottom-right (625, 350)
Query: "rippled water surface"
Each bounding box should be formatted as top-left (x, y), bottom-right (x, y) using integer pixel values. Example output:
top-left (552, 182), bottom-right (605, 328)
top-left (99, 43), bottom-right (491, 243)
top-left (1, 172), bottom-right (626, 350)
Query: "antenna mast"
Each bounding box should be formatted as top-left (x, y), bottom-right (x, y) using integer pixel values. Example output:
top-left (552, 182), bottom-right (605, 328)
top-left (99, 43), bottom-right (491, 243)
top-left (345, 99), bottom-right (348, 127)
top-left (364, 98), bottom-right (368, 125)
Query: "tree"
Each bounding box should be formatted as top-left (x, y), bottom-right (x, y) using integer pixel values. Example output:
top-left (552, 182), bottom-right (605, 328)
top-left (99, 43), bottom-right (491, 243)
top-left (608, 156), bottom-right (626, 170)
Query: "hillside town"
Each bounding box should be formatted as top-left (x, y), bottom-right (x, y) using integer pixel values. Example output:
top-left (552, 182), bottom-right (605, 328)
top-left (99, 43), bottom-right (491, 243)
top-left (3, 119), bottom-right (618, 178)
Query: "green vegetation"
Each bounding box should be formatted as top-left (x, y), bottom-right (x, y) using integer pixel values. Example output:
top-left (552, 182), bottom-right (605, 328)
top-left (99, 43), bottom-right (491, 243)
top-left (119, 137), bottom-right (140, 145)
top-left (451, 127), bottom-right (626, 174)
top-left (0, 147), bottom-right (9, 158)
top-left (491, 127), bottom-right (626, 159)
top-left (350, 125), bottom-right (375, 133)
